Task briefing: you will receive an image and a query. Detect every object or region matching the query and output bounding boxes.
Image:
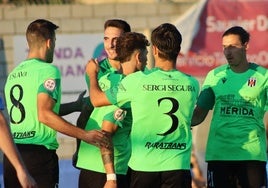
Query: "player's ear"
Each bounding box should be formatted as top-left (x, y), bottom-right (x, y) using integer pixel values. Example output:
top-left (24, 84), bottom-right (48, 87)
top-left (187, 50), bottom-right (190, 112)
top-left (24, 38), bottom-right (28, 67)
top-left (46, 39), bottom-right (52, 49)
top-left (135, 51), bottom-right (143, 67)
top-left (152, 45), bottom-right (158, 55)
top-left (244, 42), bottom-right (249, 51)
top-left (135, 51), bottom-right (140, 62)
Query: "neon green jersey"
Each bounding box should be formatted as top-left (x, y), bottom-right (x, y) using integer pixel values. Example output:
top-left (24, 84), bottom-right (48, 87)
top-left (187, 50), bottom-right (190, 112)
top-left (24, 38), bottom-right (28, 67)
top-left (85, 58), bottom-right (117, 87)
top-left (197, 63), bottom-right (268, 161)
top-left (83, 58), bottom-right (117, 105)
top-left (4, 58), bottom-right (61, 150)
top-left (77, 59), bottom-right (132, 175)
top-left (106, 67), bottom-right (200, 171)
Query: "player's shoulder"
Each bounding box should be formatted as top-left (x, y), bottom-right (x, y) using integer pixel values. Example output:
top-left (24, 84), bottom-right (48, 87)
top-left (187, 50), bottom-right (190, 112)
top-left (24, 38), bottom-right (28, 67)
top-left (119, 70), bottom-right (145, 84)
top-left (40, 62), bottom-right (59, 74)
top-left (211, 64), bottom-right (229, 75)
top-left (98, 58), bottom-right (110, 69)
top-left (177, 70), bottom-right (200, 86)
top-left (106, 71), bottom-right (124, 81)
top-left (249, 62), bottom-right (267, 76)
top-left (11, 59), bottom-right (58, 72)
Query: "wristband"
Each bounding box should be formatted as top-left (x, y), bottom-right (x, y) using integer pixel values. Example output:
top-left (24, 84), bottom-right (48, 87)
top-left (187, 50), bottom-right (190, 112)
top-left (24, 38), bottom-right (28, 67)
top-left (107, 173), bottom-right (117, 181)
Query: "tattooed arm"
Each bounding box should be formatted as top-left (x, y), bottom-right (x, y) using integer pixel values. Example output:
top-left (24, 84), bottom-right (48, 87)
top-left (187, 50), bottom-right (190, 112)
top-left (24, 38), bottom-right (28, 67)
top-left (101, 121), bottom-right (118, 188)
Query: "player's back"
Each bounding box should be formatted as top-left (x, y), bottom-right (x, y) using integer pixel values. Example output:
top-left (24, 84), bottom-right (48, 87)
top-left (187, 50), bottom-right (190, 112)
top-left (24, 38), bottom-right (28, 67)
top-left (117, 67), bottom-right (200, 171)
top-left (4, 59), bottom-right (60, 148)
top-left (129, 68), bottom-right (199, 128)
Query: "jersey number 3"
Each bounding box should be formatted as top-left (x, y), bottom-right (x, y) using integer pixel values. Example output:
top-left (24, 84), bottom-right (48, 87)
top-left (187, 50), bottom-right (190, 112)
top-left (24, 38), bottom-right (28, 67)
top-left (157, 97), bottom-right (179, 136)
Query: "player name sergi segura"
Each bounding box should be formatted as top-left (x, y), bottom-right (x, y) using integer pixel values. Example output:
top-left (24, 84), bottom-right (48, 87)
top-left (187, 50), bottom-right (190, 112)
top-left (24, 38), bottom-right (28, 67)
top-left (143, 84), bottom-right (196, 92)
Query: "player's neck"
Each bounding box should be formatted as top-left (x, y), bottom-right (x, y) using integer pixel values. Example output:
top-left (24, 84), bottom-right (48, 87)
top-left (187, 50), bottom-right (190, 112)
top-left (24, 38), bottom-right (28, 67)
top-left (27, 52), bottom-right (46, 62)
top-left (155, 60), bottom-right (176, 71)
top-left (230, 61), bottom-right (250, 73)
top-left (121, 61), bottom-right (135, 75)
top-left (109, 59), bottom-right (121, 71)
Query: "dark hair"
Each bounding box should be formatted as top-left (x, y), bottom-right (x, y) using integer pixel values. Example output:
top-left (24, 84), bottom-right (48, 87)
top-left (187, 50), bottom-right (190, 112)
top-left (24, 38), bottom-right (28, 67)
top-left (104, 19), bottom-right (131, 33)
top-left (26, 19), bottom-right (59, 47)
top-left (151, 23), bottom-right (182, 62)
top-left (222, 26), bottom-right (250, 45)
top-left (115, 32), bottom-right (149, 62)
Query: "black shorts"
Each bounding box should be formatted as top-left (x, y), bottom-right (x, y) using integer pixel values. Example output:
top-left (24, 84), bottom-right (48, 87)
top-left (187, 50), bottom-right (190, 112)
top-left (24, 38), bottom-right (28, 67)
top-left (207, 160), bottom-right (267, 188)
top-left (79, 169), bottom-right (129, 188)
top-left (3, 144), bottom-right (59, 188)
top-left (129, 168), bottom-right (192, 188)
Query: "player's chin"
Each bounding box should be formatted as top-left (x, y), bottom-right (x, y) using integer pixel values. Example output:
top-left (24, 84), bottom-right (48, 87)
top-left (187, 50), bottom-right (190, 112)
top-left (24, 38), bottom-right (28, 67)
top-left (107, 54), bottom-right (117, 60)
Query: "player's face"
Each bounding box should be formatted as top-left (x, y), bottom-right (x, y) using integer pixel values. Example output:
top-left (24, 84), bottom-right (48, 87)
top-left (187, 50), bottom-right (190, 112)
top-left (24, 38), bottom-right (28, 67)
top-left (104, 27), bottom-right (124, 60)
top-left (222, 34), bottom-right (247, 67)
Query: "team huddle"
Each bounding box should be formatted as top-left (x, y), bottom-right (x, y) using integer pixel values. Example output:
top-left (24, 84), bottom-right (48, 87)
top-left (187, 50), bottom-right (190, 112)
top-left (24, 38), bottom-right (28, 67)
top-left (0, 18), bottom-right (267, 188)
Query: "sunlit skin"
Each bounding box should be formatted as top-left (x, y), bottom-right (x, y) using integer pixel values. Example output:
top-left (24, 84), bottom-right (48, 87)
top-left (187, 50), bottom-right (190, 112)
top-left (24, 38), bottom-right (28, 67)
top-left (222, 34), bottom-right (249, 73)
top-left (103, 27), bottom-right (124, 61)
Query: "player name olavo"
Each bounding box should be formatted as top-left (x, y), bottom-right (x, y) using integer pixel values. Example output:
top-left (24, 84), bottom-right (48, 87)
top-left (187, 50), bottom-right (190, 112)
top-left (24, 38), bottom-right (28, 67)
top-left (8, 71), bottom-right (27, 80)
top-left (142, 84), bottom-right (196, 92)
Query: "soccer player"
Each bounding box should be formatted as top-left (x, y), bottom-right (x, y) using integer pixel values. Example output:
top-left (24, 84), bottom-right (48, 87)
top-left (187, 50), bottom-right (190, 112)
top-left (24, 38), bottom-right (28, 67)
top-left (86, 23), bottom-right (200, 188)
top-left (77, 31), bottom-right (149, 188)
top-left (191, 26), bottom-right (268, 188)
top-left (4, 19), bottom-right (107, 187)
top-left (76, 32), bottom-right (149, 187)
top-left (71, 19), bottom-right (131, 160)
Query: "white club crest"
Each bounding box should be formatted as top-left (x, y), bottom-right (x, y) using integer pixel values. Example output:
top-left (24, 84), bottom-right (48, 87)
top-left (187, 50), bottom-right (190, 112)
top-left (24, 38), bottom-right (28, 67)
top-left (114, 108), bottom-right (127, 121)
top-left (44, 79), bottom-right (56, 91)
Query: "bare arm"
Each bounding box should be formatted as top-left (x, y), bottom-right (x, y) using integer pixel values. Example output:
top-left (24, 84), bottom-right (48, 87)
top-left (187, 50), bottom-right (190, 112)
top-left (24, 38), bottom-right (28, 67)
top-left (86, 59), bottom-right (112, 107)
top-left (191, 106), bottom-right (209, 127)
top-left (0, 111), bottom-right (37, 188)
top-left (37, 93), bottom-right (107, 147)
top-left (191, 151), bottom-right (206, 188)
top-left (101, 121), bottom-right (118, 188)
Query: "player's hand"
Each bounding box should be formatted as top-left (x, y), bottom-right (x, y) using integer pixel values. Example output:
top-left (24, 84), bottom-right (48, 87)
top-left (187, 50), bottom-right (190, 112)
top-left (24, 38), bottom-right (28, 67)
top-left (86, 58), bottom-right (99, 76)
top-left (77, 90), bottom-right (86, 104)
top-left (75, 90), bottom-right (87, 111)
top-left (16, 168), bottom-right (38, 188)
top-left (104, 180), bottom-right (117, 188)
top-left (85, 130), bottom-right (108, 148)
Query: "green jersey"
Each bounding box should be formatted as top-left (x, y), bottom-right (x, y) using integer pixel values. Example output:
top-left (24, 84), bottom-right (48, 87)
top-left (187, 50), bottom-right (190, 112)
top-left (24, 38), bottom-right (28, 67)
top-left (197, 63), bottom-right (268, 161)
top-left (4, 58), bottom-right (61, 150)
top-left (82, 58), bottom-right (117, 105)
top-left (77, 59), bottom-right (132, 175)
top-left (85, 58), bottom-right (117, 86)
top-left (106, 67), bottom-right (200, 172)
